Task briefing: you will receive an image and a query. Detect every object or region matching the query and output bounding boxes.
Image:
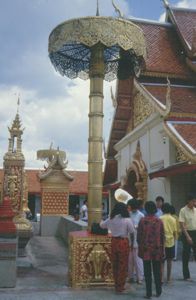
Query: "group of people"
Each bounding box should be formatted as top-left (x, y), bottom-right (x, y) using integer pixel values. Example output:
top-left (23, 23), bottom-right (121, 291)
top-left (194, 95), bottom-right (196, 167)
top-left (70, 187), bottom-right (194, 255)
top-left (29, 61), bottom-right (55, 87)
top-left (100, 193), bottom-right (196, 298)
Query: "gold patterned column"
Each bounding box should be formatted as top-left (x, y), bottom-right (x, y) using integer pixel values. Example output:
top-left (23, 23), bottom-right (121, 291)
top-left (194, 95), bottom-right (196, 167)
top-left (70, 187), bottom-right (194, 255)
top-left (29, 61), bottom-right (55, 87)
top-left (88, 43), bottom-right (105, 229)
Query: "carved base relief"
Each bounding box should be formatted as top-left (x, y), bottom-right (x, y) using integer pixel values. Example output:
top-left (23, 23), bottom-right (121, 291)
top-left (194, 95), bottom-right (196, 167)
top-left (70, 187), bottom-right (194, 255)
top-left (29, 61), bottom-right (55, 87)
top-left (69, 231), bottom-right (114, 287)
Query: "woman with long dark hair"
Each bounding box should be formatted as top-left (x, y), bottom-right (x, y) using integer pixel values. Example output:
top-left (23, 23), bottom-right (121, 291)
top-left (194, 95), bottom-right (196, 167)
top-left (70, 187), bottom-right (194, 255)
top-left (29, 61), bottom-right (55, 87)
top-left (100, 202), bottom-right (134, 294)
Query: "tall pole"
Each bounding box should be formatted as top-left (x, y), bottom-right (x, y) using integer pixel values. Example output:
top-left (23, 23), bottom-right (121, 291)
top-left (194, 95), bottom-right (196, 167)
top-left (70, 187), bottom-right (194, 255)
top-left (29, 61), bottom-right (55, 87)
top-left (88, 43), bottom-right (105, 229)
top-left (48, 14), bottom-right (147, 231)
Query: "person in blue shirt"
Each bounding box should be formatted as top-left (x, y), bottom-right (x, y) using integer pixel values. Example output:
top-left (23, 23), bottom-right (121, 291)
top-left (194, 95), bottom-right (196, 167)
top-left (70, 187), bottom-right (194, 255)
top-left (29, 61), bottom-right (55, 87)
top-left (138, 199), bottom-right (147, 216)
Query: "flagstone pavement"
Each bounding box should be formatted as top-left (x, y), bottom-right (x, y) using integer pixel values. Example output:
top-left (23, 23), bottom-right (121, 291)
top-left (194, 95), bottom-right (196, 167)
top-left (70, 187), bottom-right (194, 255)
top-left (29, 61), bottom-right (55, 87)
top-left (0, 235), bottom-right (195, 300)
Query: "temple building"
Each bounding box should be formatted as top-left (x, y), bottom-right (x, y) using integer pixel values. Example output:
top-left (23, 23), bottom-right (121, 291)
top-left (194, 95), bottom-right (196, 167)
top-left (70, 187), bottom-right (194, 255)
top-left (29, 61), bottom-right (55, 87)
top-left (104, 3), bottom-right (196, 212)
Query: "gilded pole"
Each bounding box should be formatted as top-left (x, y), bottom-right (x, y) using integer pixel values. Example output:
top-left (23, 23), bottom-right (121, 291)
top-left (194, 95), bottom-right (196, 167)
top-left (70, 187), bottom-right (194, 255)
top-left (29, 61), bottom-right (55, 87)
top-left (88, 43), bottom-right (105, 229)
top-left (48, 15), bottom-right (147, 230)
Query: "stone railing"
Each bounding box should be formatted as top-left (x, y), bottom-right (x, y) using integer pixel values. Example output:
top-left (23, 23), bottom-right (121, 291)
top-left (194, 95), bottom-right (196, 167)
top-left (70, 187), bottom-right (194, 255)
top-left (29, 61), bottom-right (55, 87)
top-left (57, 215), bottom-right (87, 245)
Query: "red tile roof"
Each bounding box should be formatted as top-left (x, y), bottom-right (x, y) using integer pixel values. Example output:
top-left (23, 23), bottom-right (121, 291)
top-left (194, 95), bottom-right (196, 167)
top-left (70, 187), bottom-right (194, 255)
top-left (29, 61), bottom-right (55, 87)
top-left (143, 84), bottom-right (196, 115)
top-left (104, 78), bottom-right (133, 185)
top-left (173, 123), bottom-right (196, 151)
top-left (107, 78), bottom-right (133, 158)
top-left (166, 121), bottom-right (196, 153)
top-left (149, 161), bottom-right (196, 179)
top-left (169, 8), bottom-right (196, 53)
top-left (69, 170), bottom-right (88, 195)
top-left (0, 169), bottom-right (108, 196)
top-left (26, 169), bottom-right (89, 195)
top-left (26, 169), bottom-right (41, 194)
top-left (103, 159), bottom-right (117, 186)
top-left (134, 21), bottom-right (193, 77)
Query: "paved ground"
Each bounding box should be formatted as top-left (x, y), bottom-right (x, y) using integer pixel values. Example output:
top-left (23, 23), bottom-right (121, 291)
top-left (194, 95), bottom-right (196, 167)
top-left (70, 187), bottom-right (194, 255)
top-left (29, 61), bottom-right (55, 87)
top-left (0, 234), bottom-right (196, 300)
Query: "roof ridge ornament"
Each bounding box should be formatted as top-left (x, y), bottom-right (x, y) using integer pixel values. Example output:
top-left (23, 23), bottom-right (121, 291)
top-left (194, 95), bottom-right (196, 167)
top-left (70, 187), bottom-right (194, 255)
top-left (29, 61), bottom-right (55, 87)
top-left (112, 0), bottom-right (124, 18)
top-left (110, 86), bottom-right (117, 108)
top-left (134, 77), bottom-right (171, 118)
top-left (165, 76), bottom-right (171, 117)
top-left (96, 0), bottom-right (100, 16)
top-left (17, 94), bottom-right (20, 113)
top-left (162, 0), bottom-right (170, 9)
top-left (191, 27), bottom-right (196, 55)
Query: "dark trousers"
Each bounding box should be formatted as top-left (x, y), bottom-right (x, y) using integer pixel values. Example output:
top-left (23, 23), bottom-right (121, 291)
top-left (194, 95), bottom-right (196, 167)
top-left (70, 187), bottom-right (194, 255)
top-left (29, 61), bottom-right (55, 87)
top-left (143, 260), bottom-right (162, 297)
top-left (111, 238), bottom-right (129, 292)
top-left (182, 231), bottom-right (196, 279)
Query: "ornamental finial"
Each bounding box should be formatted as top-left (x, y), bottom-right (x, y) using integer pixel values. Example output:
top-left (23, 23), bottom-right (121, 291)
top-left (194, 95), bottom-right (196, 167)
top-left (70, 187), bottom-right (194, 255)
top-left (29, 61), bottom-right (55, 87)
top-left (112, 0), bottom-right (124, 18)
top-left (162, 76), bottom-right (171, 117)
top-left (96, 0), bottom-right (100, 16)
top-left (17, 94), bottom-right (20, 113)
top-left (162, 0), bottom-right (170, 8)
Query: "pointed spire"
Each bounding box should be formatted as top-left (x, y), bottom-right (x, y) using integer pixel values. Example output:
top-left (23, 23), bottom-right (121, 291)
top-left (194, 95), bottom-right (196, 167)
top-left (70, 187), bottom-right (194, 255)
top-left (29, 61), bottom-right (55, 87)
top-left (162, 0), bottom-right (170, 9)
top-left (96, 0), bottom-right (100, 16)
top-left (17, 94), bottom-right (20, 113)
top-left (112, 0), bottom-right (124, 18)
top-left (110, 86), bottom-right (117, 108)
top-left (165, 76), bottom-right (171, 115)
top-left (192, 27), bottom-right (196, 54)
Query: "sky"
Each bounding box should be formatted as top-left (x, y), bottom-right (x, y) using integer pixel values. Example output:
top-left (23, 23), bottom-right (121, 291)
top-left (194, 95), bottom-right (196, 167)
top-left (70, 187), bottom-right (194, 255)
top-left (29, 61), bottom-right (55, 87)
top-left (0, 0), bottom-right (196, 171)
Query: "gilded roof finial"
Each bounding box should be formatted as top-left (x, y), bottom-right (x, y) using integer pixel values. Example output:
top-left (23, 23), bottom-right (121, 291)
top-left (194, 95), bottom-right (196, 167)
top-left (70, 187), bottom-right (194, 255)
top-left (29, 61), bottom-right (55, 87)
top-left (17, 94), bottom-right (20, 113)
top-left (96, 0), bottom-right (100, 16)
top-left (164, 76), bottom-right (171, 116)
top-left (162, 0), bottom-right (170, 8)
top-left (112, 0), bottom-right (124, 18)
top-left (191, 27), bottom-right (196, 54)
top-left (110, 86), bottom-right (117, 108)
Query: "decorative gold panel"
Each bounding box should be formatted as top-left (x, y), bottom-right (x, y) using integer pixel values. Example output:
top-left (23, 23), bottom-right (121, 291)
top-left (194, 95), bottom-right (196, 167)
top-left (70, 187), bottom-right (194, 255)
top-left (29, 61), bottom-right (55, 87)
top-left (124, 141), bottom-right (148, 201)
top-left (133, 90), bottom-right (155, 130)
top-left (49, 17), bottom-right (147, 58)
top-left (69, 231), bottom-right (114, 288)
top-left (176, 146), bottom-right (188, 162)
top-left (42, 190), bottom-right (68, 216)
top-left (3, 110), bottom-right (32, 234)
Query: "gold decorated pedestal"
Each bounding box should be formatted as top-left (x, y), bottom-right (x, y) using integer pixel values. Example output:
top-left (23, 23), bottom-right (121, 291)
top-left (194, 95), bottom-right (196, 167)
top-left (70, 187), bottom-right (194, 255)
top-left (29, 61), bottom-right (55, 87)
top-left (69, 231), bottom-right (114, 288)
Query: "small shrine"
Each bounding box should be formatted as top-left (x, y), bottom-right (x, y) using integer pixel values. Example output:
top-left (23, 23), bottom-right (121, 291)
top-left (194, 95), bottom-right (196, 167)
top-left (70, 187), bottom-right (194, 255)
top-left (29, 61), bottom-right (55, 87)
top-left (37, 147), bottom-right (74, 236)
top-left (3, 104), bottom-right (33, 256)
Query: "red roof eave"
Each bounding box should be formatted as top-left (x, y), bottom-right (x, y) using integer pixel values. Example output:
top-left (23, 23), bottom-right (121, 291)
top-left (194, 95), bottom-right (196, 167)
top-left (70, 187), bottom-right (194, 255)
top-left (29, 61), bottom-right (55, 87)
top-left (103, 181), bottom-right (121, 191)
top-left (149, 162), bottom-right (196, 179)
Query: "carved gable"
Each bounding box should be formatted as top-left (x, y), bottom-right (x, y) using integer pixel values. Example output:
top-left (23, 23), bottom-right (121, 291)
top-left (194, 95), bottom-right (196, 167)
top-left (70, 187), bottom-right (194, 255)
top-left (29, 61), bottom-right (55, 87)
top-left (131, 87), bottom-right (155, 131)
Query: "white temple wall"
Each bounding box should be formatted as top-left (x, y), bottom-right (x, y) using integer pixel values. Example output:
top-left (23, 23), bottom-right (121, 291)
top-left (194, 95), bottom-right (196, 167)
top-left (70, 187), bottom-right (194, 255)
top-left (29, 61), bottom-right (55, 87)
top-left (120, 146), bottom-right (130, 177)
top-left (170, 174), bottom-right (191, 213)
top-left (148, 177), bottom-right (171, 203)
top-left (115, 118), bottom-right (173, 202)
top-left (147, 123), bottom-right (172, 202)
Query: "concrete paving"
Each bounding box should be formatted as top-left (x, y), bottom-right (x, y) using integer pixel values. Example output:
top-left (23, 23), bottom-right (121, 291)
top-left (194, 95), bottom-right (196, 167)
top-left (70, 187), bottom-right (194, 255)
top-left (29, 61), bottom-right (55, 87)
top-left (0, 235), bottom-right (196, 300)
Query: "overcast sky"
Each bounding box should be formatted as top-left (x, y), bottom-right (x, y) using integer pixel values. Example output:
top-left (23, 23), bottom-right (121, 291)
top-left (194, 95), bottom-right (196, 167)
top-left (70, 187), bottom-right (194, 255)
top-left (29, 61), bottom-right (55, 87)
top-left (0, 0), bottom-right (195, 170)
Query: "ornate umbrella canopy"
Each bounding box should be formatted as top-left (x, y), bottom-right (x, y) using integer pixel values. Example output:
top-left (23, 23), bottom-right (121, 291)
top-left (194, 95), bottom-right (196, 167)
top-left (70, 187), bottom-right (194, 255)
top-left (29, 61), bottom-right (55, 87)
top-left (48, 16), bottom-right (147, 81)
